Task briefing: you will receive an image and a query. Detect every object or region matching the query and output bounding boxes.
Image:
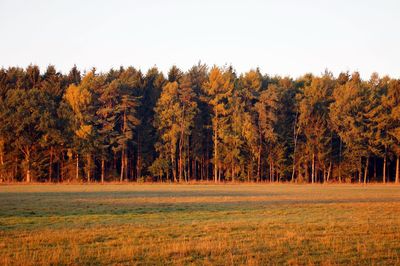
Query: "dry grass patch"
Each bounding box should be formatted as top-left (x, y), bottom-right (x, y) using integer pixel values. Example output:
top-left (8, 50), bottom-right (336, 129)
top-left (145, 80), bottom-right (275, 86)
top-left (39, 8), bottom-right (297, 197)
top-left (0, 184), bottom-right (400, 265)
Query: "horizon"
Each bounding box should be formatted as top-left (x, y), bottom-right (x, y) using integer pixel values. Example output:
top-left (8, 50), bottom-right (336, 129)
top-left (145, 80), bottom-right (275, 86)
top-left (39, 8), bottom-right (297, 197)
top-left (0, 62), bottom-right (394, 81)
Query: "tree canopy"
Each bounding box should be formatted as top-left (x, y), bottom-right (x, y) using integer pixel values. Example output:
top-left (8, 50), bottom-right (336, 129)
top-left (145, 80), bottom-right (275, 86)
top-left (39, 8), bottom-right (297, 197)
top-left (0, 65), bottom-right (399, 184)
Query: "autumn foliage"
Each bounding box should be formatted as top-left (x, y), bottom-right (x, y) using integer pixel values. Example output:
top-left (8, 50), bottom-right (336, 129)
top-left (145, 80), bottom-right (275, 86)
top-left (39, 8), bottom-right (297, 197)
top-left (0, 64), bottom-right (400, 183)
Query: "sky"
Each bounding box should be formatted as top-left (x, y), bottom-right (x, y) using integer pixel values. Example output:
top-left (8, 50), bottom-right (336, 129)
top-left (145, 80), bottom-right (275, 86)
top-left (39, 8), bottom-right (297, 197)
top-left (0, 0), bottom-right (399, 79)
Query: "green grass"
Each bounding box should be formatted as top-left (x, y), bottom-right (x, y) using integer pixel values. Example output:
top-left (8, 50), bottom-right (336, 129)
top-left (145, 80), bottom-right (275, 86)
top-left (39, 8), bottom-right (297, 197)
top-left (0, 184), bottom-right (400, 265)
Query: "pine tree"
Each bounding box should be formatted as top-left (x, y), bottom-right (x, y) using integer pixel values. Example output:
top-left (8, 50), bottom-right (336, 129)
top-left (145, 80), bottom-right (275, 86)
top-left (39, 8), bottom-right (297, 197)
top-left (114, 67), bottom-right (141, 181)
top-left (137, 68), bottom-right (165, 180)
top-left (64, 71), bottom-right (100, 182)
top-left (96, 72), bottom-right (120, 182)
top-left (177, 75), bottom-right (198, 182)
top-left (330, 72), bottom-right (372, 183)
top-left (153, 71), bottom-right (198, 182)
top-left (380, 78), bottom-right (400, 183)
top-left (0, 88), bottom-right (56, 182)
top-left (298, 73), bottom-right (334, 183)
top-left (187, 63), bottom-right (209, 181)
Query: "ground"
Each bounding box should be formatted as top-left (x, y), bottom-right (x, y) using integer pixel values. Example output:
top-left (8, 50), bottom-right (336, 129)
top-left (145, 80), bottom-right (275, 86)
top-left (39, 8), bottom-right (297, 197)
top-left (0, 184), bottom-right (400, 265)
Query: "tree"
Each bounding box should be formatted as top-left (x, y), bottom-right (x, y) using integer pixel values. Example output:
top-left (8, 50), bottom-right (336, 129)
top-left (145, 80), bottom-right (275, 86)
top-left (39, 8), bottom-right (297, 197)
top-left (65, 71), bottom-right (100, 182)
top-left (114, 67), bottom-right (141, 181)
top-left (238, 70), bottom-right (262, 181)
top-left (154, 81), bottom-right (180, 182)
top-left (187, 63), bottom-right (210, 181)
top-left (298, 73), bottom-right (334, 183)
top-left (203, 66), bottom-right (235, 182)
top-left (380, 78), bottom-right (400, 183)
top-left (153, 71), bottom-right (198, 182)
top-left (330, 73), bottom-right (373, 183)
top-left (0, 88), bottom-right (56, 182)
top-left (1, 63), bottom-right (400, 184)
top-left (177, 75), bottom-right (198, 182)
top-left (137, 68), bottom-right (165, 179)
top-left (273, 77), bottom-right (299, 182)
top-left (255, 84), bottom-right (280, 181)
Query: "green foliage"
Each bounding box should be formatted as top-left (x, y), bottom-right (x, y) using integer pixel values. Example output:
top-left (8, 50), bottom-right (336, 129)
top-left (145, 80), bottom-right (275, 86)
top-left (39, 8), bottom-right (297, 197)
top-left (0, 64), bottom-right (399, 183)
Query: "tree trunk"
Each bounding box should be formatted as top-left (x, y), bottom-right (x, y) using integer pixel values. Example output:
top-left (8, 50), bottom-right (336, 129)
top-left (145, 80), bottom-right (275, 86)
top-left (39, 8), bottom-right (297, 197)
top-left (231, 163), bottom-right (235, 182)
top-left (179, 130), bottom-right (183, 182)
top-left (338, 138), bottom-right (342, 183)
top-left (271, 162), bottom-right (275, 182)
top-left (396, 155), bottom-right (399, 184)
top-left (22, 147), bottom-right (32, 183)
top-left (49, 147), bottom-right (53, 182)
top-left (0, 147), bottom-right (4, 182)
top-left (120, 149), bottom-right (125, 182)
top-left (187, 136), bottom-right (190, 182)
top-left (101, 158), bottom-right (105, 183)
top-left (200, 157), bottom-right (204, 181)
top-left (26, 150), bottom-right (31, 183)
top-left (125, 150), bottom-right (128, 180)
top-left (257, 126), bottom-right (262, 182)
top-left (218, 163), bottom-right (222, 182)
top-left (311, 153), bottom-right (315, 184)
top-left (214, 112), bottom-right (218, 183)
top-left (113, 151), bottom-right (117, 171)
top-left (60, 152), bottom-right (64, 182)
top-left (269, 161), bottom-right (272, 182)
top-left (13, 156), bottom-right (17, 182)
top-left (76, 153), bottom-right (79, 181)
top-left (87, 153), bottom-right (91, 183)
top-left (166, 167), bottom-right (170, 182)
top-left (193, 159), bottom-right (196, 181)
top-left (363, 156), bottom-right (369, 184)
top-left (247, 164), bottom-right (250, 182)
top-left (383, 147), bottom-right (387, 184)
top-left (136, 133), bottom-right (141, 180)
top-left (291, 110), bottom-right (299, 182)
top-left (131, 155), bottom-right (135, 180)
top-left (121, 110), bottom-right (128, 182)
top-left (358, 157), bottom-right (362, 183)
top-left (26, 167), bottom-right (31, 183)
top-left (326, 161), bottom-right (332, 183)
top-left (56, 159), bottom-right (60, 182)
top-left (206, 130), bottom-right (209, 181)
top-left (171, 153), bottom-right (177, 182)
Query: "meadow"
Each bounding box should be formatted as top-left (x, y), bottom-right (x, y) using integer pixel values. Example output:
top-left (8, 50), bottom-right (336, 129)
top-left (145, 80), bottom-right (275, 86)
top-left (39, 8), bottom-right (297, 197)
top-left (0, 184), bottom-right (400, 265)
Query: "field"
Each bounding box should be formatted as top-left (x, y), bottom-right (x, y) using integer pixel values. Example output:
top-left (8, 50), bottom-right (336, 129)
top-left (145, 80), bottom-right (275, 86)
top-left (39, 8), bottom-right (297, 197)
top-left (1, 184), bottom-right (400, 265)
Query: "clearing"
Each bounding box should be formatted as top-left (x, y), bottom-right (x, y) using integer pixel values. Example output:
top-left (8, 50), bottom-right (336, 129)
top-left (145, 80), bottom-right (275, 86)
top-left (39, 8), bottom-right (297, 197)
top-left (0, 184), bottom-right (400, 265)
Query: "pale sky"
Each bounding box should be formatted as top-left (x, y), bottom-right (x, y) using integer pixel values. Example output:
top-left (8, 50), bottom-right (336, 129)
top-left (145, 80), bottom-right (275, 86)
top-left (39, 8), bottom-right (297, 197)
top-left (0, 0), bottom-right (399, 78)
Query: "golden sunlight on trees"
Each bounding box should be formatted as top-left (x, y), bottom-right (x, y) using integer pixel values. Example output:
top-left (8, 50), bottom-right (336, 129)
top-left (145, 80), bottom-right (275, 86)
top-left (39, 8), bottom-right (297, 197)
top-left (1, 65), bottom-right (400, 183)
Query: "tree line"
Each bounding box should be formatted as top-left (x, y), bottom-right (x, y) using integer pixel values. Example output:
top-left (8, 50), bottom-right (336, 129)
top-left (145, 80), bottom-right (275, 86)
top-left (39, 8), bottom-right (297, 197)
top-left (0, 64), bottom-right (399, 183)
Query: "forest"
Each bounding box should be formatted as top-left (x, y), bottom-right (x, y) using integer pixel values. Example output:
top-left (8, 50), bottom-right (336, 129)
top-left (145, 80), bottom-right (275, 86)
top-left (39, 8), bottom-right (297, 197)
top-left (0, 64), bottom-right (399, 184)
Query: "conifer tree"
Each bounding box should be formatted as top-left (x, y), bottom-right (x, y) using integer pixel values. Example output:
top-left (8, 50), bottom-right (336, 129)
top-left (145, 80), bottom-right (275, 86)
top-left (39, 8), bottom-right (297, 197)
top-left (114, 67), bottom-right (141, 181)
top-left (299, 73), bottom-right (334, 183)
top-left (330, 73), bottom-right (372, 182)
top-left (255, 84), bottom-right (280, 181)
top-left (238, 70), bottom-right (262, 181)
top-left (65, 71), bottom-right (100, 182)
top-left (137, 68), bottom-right (165, 179)
top-left (203, 66), bottom-right (235, 182)
top-left (379, 78), bottom-right (400, 183)
top-left (0, 88), bottom-right (56, 182)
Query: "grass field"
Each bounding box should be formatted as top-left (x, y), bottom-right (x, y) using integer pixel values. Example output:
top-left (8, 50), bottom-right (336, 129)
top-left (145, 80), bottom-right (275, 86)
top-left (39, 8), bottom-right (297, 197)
top-left (0, 184), bottom-right (400, 265)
